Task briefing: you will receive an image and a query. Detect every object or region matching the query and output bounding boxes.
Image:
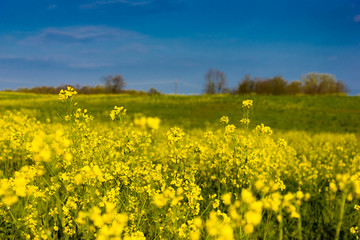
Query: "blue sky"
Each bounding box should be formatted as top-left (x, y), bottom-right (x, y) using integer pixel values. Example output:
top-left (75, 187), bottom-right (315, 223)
top-left (1, 0), bottom-right (360, 94)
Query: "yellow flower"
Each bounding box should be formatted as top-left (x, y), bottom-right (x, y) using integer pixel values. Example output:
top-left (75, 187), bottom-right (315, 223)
top-left (76, 211), bottom-right (88, 225)
top-left (220, 116), bottom-right (229, 125)
top-left (225, 124), bottom-right (236, 134)
top-left (2, 195), bottom-right (18, 206)
top-left (59, 86), bottom-right (77, 102)
top-left (242, 100), bottom-right (253, 109)
top-left (14, 177), bottom-right (27, 197)
top-left (90, 207), bottom-right (104, 227)
top-left (147, 117), bottom-right (161, 130)
top-left (220, 224), bottom-right (234, 240)
top-left (255, 179), bottom-right (265, 191)
top-left (249, 201), bottom-right (263, 213)
top-left (241, 189), bottom-right (255, 204)
top-left (255, 123), bottom-right (273, 135)
top-left (296, 191), bottom-right (304, 200)
top-left (240, 118), bottom-right (250, 125)
top-left (166, 127), bottom-right (185, 145)
top-left (221, 193), bottom-right (232, 205)
top-left (329, 182), bottom-right (338, 193)
top-left (190, 230), bottom-right (201, 240)
top-left (64, 152), bottom-right (73, 162)
top-left (134, 116), bottom-right (147, 129)
top-left (212, 199), bottom-right (220, 209)
top-left (244, 224), bottom-right (254, 234)
top-left (153, 193), bottom-right (168, 208)
top-left (39, 148), bottom-right (51, 162)
top-left (0, 181), bottom-right (11, 196)
top-left (74, 173), bottom-right (83, 185)
top-left (290, 211), bottom-right (300, 219)
top-left (193, 217), bottom-right (202, 228)
top-left (245, 211), bottom-right (262, 225)
top-left (110, 106), bottom-right (127, 120)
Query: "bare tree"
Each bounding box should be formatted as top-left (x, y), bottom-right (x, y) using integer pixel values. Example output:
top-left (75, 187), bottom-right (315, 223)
top-left (204, 69), bottom-right (227, 94)
top-left (205, 78), bottom-right (216, 94)
top-left (102, 74), bottom-right (126, 93)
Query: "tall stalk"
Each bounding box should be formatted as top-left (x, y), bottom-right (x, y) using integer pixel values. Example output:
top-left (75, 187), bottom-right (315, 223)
top-left (335, 189), bottom-right (348, 240)
top-left (279, 207), bottom-right (283, 240)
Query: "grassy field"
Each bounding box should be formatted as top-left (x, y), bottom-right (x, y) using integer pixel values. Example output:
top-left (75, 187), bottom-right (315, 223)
top-left (1, 90), bottom-right (360, 239)
top-left (0, 92), bottom-right (359, 133)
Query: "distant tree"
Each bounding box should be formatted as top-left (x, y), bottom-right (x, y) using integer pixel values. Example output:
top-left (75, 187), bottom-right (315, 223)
top-left (102, 74), bottom-right (126, 93)
top-left (318, 74), bottom-right (338, 94)
top-left (270, 76), bottom-right (288, 95)
top-left (93, 85), bottom-right (106, 94)
top-left (302, 73), bottom-right (320, 95)
top-left (204, 69), bottom-right (227, 94)
top-left (221, 87), bottom-right (232, 94)
top-left (205, 78), bottom-right (216, 94)
top-left (287, 81), bottom-right (303, 95)
top-left (237, 74), bottom-right (255, 94)
top-left (148, 88), bottom-right (162, 96)
top-left (254, 77), bottom-right (272, 94)
top-left (79, 85), bottom-right (91, 94)
top-left (335, 81), bottom-right (348, 94)
top-left (237, 75), bottom-right (294, 95)
top-left (302, 73), bottom-right (347, 95)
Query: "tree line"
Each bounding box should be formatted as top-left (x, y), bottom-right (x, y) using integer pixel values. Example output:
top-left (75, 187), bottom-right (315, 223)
top-left (4, 71), bottom-right (349, 95)
top-left (8, 75), bottom-right (161, 96)
top-left (204, 69), bottom-right (348, 95)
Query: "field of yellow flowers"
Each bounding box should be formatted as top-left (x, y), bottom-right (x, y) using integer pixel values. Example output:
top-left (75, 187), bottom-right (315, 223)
top-left (0, 87), bottom-right (360, 239)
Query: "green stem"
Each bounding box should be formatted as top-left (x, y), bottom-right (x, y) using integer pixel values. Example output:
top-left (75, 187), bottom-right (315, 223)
top-left (8, 208), bottom-right (19, 227)
top-left (279, 207), bottom-right (283, 240)
top-left (297, 205), bottom-right (302, 240)
top-left (200, 200), bottom-right (214, 217)
top-left (264, 211), bottom-right (271, 240)
top-left (335, 189), bottom-right (348, 240)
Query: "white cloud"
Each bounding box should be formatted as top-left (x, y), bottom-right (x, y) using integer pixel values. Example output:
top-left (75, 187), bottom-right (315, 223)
top-left (68, 63), bottom-right (113, 69)
top-left (48, 4), bottom-right (57, 10)
top-left (80, 0), bottom-right (125, 9)
top-left (20, 26), bottom-right (145, 45)
top-left (0, 77), bottom-right (44, 85)
top-left (79, 0), bottom-right (152, 9)
top-left (354, 14), bottom-right (360, 22)
top-left (117, 43), bottom-right (148, 53)
top-left (131, 1), bottom-right (152, 6)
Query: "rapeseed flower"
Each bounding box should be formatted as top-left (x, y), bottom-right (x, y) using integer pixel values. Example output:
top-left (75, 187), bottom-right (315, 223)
top-left (242, 100), bottom-right (253, 109)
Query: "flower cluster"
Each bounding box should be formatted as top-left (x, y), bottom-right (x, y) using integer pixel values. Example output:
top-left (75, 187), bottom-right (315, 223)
top-left (58, 86), bottom-right (77, 102)
top-left (242, 99), bottom-right (253, 109)
top-left (0, 95), bottom-right (359, 240)
top-left (110, 106), bottom-right (127, 121)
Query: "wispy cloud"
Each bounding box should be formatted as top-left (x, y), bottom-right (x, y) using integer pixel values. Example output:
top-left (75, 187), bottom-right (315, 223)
top-left (47, 4), bottom-right (57, 10)
top-left (354, 14), bottom-right (360, 22)
top-left (0, 56), bottom-right (65, 69)
top-left (117, 43), bottom-right (148, 53)
top-left (79, 0), bottom-right (152, 9)
top-left (0, 77), bottom-right (44, 85)
top-left (20, 26), bottom-right (144, 45)
top-left (79, 0), bottom-right (185, 13)
top-left (80, 0), bottom-right (126, 9)
top-left (131, 1), bottom-right (152, 6)
top-left (68, 62), bottom-right (113, 70)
